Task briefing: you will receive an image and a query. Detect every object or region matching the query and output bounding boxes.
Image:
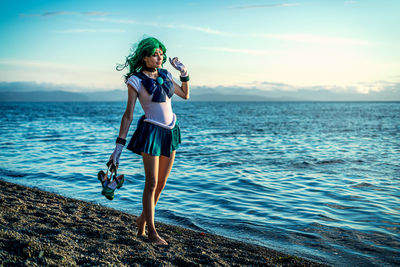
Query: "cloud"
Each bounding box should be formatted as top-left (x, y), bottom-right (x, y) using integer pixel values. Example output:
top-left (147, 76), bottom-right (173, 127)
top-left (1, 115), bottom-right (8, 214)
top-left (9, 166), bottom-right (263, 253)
top-left (228, 3), bottom-right (299, 9)
top-left (20, 11), bottom-right (110, 17)
top-left (81, 12), bottom-right (109, 16)
top-left (54, 29), bottom-right (125, 33)
top-left (257, 33), bottom-right (375, 46)
top-left (164, 23), bottom-right (229, 35)
top-left (91, 18), bottom-right (232, 36)
top-left (245, 81), bottom-right (296, 91)
top-left (202, 47), bottom-right (269, 55)
top-left (347, 81), bottom-right (397, 94)
top-left (43, 11), bottom-right (74, 17)
top-left (199, 81), bottom-right (400, 101)
top-left (248, 80), bottom-right (399, 95)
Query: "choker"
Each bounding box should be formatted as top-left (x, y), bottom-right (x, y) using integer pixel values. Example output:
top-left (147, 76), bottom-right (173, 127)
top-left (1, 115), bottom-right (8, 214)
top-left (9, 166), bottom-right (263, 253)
top-left (142, 66), bottom-right (157, 72)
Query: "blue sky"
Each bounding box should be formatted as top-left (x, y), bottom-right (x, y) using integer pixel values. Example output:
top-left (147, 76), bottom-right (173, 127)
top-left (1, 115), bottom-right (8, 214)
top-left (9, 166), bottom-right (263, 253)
top-left (1, 0), bottom-right (399, 95)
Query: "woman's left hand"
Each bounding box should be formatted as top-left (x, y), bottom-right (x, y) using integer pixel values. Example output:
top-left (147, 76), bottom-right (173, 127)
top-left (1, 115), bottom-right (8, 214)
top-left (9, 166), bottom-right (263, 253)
top-left (107, 143), bottom-right (123, 171)
top-left (169, 57), bottom-right (188, 77)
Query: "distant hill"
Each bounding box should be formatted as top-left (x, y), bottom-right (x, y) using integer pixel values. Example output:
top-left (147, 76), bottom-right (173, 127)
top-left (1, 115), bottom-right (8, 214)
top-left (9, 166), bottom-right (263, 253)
top-left (0, 89), bottom-right (126, 102)
top-left (0, 91), bottom-right (89, 102)
top-left (188, 93), bottom-right (301, 102)
top-left (0, 88), bottom-right (301, 102)
top-left (0, 81), bottom-right (399, 102)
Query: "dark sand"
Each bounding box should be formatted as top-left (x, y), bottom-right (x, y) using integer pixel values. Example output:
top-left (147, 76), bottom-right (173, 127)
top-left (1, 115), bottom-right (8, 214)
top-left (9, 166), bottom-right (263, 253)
top-left (0, 180), bottom-right (328, 266)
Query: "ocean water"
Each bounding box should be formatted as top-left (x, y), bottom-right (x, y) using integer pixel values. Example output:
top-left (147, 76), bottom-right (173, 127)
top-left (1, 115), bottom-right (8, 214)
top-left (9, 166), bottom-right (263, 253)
top-left (0, 101), bottom-right (399, 266)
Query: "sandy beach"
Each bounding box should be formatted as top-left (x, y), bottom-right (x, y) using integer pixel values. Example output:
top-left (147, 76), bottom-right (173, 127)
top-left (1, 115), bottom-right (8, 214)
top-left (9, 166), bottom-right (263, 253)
top-left (0, 179), bottom-right (328, 266)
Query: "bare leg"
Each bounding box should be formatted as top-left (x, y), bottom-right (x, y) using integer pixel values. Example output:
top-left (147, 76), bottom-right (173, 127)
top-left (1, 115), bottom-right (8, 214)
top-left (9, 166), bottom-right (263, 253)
top-left (140, 153), bottom-right (168, 245)
top-left (136, 151), bottom-right (176, 241)
top-left (155, 150), bottom-right (175, 204)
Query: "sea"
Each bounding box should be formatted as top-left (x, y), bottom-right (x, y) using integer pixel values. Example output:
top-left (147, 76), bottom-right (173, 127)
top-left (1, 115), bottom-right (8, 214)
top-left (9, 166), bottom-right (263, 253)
top-left (0, 101), bottom-right (399, 266)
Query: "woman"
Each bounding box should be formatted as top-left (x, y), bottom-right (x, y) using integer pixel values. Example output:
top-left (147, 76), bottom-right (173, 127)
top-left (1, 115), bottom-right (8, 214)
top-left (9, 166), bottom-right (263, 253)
top-left (110, 37), bottom-right (189, 245)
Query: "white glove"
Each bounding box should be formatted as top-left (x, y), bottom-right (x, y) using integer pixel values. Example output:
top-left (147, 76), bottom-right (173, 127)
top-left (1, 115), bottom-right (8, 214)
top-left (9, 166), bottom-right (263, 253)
top-left (169, 57), bottom-right (188, 77)
top-left (108, 143), bottom-right (123, 168)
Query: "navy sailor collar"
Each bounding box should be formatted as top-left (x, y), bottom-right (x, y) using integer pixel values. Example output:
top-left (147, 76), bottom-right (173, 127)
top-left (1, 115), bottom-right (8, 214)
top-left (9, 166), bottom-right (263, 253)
top-left (133, 69), bottom-right (174, 103)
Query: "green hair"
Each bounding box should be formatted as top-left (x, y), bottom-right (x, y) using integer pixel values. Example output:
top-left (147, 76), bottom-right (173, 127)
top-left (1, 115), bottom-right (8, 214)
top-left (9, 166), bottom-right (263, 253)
top-left (117, 37), bottom-right (167, 82)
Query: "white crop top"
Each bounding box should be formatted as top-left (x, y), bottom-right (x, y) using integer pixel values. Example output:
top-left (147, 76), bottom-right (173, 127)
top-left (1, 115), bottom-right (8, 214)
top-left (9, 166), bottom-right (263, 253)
top-left (126, 71), bottom-right (176, 129)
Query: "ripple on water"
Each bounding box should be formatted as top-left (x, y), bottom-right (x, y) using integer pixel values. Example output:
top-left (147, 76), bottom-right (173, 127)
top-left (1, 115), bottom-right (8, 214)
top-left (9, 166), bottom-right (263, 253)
top-left (1, 102), bottom-right (400, 266)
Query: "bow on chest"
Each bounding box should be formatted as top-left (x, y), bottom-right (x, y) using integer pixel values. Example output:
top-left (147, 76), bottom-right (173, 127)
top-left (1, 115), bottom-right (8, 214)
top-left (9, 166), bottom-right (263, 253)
top-left (133, 69), bottom-right (174, 102)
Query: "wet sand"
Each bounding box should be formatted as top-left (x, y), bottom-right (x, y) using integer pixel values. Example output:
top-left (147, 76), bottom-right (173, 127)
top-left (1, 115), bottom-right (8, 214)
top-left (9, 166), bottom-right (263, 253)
top-left (0, 179), bottom-right (328, 266)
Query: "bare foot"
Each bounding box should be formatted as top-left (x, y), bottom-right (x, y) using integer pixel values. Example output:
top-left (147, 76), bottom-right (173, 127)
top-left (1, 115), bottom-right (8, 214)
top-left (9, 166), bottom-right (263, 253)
top-left (136, 215), bottom-right (146, 237)
top-left (148, 235), bottom-right (168, 246)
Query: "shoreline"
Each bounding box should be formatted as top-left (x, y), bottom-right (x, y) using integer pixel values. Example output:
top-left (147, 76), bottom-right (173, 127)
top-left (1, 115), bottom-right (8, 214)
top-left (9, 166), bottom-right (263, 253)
top-left (0, 179), bottom-right (328, 266)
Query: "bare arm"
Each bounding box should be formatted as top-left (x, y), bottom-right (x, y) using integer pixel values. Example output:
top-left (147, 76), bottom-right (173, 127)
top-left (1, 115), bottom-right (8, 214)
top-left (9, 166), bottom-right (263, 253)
top-left (118, 84), bottom-right (138, 139)
top-left (173, 80), bottom-right (190, 100)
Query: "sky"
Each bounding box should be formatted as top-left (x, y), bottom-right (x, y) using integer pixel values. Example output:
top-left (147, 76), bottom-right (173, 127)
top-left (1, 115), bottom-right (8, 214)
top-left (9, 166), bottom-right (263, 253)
top-left (0, 0), bottom-right (399, 96)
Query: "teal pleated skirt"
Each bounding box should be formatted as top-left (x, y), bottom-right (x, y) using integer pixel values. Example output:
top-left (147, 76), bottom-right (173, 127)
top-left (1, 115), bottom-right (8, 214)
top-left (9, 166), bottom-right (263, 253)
top-left (127, 115), bottom-right (181, 157)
